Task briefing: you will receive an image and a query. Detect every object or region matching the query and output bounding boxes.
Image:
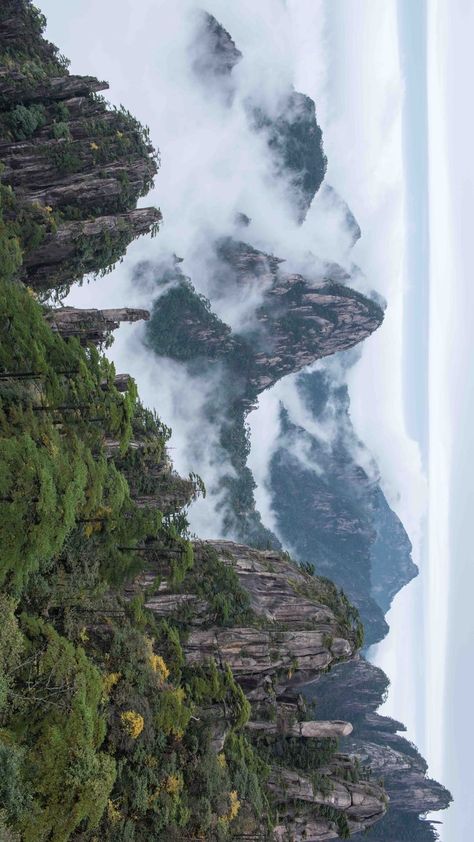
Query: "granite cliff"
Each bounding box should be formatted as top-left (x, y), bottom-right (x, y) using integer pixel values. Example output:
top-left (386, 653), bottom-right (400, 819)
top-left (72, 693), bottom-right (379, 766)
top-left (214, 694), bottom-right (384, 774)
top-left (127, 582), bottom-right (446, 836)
top-left (0, 0), bottom-right (159, 293)
top-left (123, 538), bottom-right (388, 839)
top-left (307, 658), bottom-right (452, 840)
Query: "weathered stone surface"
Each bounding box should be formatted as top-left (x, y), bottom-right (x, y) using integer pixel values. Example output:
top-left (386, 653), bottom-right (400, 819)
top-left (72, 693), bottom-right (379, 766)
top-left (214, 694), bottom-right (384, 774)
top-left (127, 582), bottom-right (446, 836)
top-left (269, 766), bottom-right (387, 830)
top-left (197, 540), bottom-right (338, 628)
top-left (47, 306), bottom-right (149, 344)
top-left (308, 657), bottom-right (453, 819)
top-left (24, 208), bottom-right (161, 288)
top-left (246, 719), bottom-right (353, 739)
top-left (0, 69), bottom-right (108, 106)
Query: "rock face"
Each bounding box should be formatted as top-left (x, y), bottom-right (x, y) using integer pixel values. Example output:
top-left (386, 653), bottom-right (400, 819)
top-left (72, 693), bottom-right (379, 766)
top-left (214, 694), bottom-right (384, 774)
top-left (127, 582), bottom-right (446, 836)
top-left (214, 239), bottom-right (384, 395)
top-left (129, 539), bottom-right (363, 698)
top-left (126, 539), bottom-right (388, 838)
top-left (0, 25), bottom-right (159, 291)
top-left (147, 241), bottom-right (384, 401)
top-left (192, 11), bottom-right (242, 100)
top-left (47, 305), bottom-right (150, 345)
top-left (144, 245), bottom-right (384, 549)
top-left (250, 91), bottom-right (327, 222)
top-left (269, 765), bottom-right (386, 831)
top-left (246, 719), bottom-right (353, 739)
top-left (23, 208), bottom-right (161, 289)
top-left (306, 657), bottom-right (453, 836)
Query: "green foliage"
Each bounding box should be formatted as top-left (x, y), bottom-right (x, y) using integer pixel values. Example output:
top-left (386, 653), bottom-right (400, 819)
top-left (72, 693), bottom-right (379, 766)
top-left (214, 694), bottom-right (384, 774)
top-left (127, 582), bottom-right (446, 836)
top-left (224, 733), bottom-right (271, 821)
top-left (46, 140), bottom-right (81, 173)
top-left (0, 743), bottom-right (30, 824)
top-left (51, 121), bottom-right (71, 141)
top-left (3, 104), bottom-right (47, 140)
top-left (184, 545), bottom-right (254, 627)
top-left (0, 276), bottom-right (149, 588)
top-left (0, 1), bottom-right (69, 77)
top-left (0, 177), bottom-right (58, 276)
top-left (0, 594), bottom-right (24, 711)
top-left (146, 278), bottom-right (233, 362)
top-left (3, 618), bottom-right (115, 841)
top-left (254, 733), bottom-right (338, 775)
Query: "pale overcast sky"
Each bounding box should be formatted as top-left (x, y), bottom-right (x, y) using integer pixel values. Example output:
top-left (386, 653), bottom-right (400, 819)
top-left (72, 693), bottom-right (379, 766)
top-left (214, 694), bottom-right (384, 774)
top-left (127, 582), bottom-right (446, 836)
top-left (38, 2), bottom-right (472, 838)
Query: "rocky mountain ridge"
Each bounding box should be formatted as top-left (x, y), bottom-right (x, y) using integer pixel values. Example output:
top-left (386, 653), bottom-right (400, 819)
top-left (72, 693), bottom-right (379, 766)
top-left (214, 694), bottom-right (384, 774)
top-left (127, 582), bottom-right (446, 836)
top-left (308, 657), bottom-right (452, 839)
top-left (269, 366), bottom-right (418, 644)
top-left (0, 6), bottom-right (159, 293)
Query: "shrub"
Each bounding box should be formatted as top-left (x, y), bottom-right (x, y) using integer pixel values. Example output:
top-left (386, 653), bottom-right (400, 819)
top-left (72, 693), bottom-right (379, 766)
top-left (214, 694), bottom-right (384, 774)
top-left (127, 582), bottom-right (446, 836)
top-left (120, 711), bottom-right (144, 739)
top-left (5, 104), bottom-right (46, 140)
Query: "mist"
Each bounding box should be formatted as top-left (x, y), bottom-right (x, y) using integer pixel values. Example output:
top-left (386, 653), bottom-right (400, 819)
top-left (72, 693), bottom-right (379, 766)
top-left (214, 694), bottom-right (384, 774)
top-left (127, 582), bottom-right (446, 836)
top-left (41, 0), bottom-right (425, 554)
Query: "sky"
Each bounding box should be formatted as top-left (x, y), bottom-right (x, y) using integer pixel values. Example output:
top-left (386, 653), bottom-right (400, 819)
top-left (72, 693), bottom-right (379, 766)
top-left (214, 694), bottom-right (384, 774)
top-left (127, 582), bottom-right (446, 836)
top-left (425, 0), bottom-right (474, 837)
top-left (37, 1), bottom-right (471, 838)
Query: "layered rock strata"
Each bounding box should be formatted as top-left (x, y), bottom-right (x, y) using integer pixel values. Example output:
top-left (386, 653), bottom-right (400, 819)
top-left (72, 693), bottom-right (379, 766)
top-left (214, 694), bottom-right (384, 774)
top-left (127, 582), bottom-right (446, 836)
top-left (47, 305), bottom-right (150, 345)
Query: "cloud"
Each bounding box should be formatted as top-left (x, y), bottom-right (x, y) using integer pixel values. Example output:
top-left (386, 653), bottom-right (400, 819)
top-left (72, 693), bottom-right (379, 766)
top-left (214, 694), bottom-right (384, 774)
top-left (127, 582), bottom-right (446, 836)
top-left (42, 0), bottom-right (425, 557)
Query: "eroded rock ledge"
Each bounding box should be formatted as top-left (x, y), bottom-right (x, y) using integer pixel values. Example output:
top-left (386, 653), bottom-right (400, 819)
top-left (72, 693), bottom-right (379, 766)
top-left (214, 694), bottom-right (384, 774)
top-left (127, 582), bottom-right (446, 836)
top-left (124, 538), bottom-right (386, 839)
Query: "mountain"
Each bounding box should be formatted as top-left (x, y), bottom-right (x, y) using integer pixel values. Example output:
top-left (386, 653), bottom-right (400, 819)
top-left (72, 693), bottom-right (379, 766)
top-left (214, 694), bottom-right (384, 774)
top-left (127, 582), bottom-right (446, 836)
top-left (138, 10), bottom-right (450, 840)
top-left (192, 12), bottom-right (327, 221)
top-left (269, 364), bottom-right (418, 644)
top-left (0, 3), bottom-right (451, 840)
top-left (143, 243), bottom-right (384, 547)
top-left (307, 657), bottom-right (452, 840)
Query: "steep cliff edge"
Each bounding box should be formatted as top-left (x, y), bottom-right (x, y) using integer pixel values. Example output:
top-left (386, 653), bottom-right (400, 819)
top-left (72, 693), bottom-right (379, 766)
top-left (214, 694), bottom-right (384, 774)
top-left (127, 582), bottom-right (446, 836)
top-left (146, 242), bottom-right (384, 401)
top-left (123, 538), bottom-right (388, 838)
top-left (192, 11), bottom-right (327, 221)
top-left (307, 658), bottom-right (452, 839)
top-left (144, 246), bottom-right (384, 547)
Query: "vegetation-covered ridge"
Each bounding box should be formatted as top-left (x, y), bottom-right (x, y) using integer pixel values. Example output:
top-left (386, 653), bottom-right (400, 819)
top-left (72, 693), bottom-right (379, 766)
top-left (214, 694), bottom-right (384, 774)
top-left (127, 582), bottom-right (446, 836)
top-left (0, 3), bottom-right (388, 841)
top-left (144, 248), bottom-right (384, 548)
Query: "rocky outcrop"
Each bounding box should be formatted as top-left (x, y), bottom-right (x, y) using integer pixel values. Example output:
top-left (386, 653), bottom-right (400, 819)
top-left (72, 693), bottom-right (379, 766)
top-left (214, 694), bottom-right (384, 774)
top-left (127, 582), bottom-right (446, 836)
top-left (144, 246), bottom-right (385, 553)
top-left (47, 305), bottom-right (150, 345)
top-left (192, 11), bottom-right (242, 100)
top-left (246, 719), bottom-right (353, 739)
top-left (124, 538), bottom-right (387, 838)
top-left (127, 540), bottom-right (362, 701)
top-left (199, 540), bottom-right (349, 629)
top-left (269, 765), bottom-right (386, 825)
top-left (147, 241), bottom-right (384, 401)
top-left (23, 208), bottom-right (161, 288)
top-left (0, 21), bottom-right (159, 291)
top-left (0, 70), bottom-right (108, 107)
top-left (184, 626), bottom-right (352, 693)
top-left (306, 658), bottom-right (453, 827)
top-left (250, 91), bottom-right (327, 222)
top-left (214, 239), bottom-right (384, 394)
